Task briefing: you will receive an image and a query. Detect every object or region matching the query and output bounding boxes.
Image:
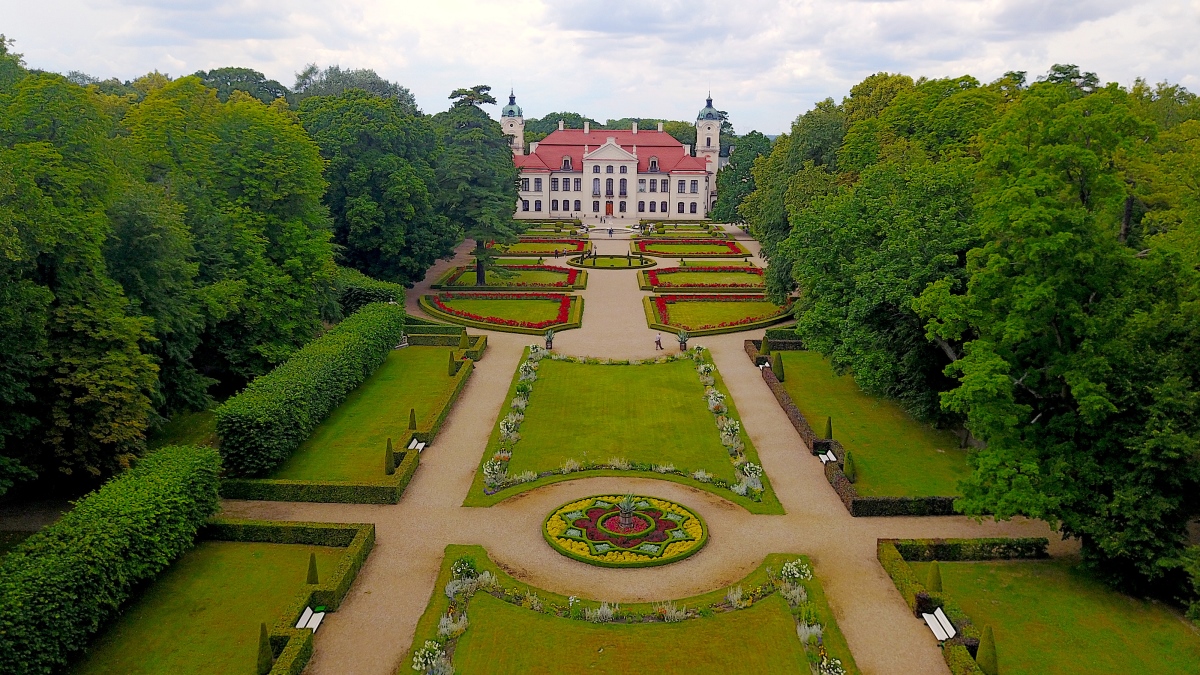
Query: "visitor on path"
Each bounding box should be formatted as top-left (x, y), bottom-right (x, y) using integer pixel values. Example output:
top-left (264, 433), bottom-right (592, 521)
top-left (655, 333), bottom-right (663, 350)
top-left (554, 248), bottom-right (559, 259)
top-left (608, 228), bottom-right (613, 237)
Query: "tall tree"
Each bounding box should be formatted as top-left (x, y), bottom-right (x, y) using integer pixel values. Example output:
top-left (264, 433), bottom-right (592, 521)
top-left (294, 64), bottom-right (417, 113)
top-left (194, 67), bottom-right (289, 104)
top-left (711, 130), bottom-right (771, 223)
top-left (432, 85), bottom-right (519, 285)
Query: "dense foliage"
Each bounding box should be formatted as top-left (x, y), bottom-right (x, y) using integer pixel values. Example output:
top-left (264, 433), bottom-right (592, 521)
top-left (0, 444), bottom-right (220, 674)
top-left (337, 266), bottom-right (406, 315)
top-left (712, 130), bottom-right (771, 222)
top-left (215, 303), bottom-right (405, 476)
top-left (742, 66), bottom-right (1200, 598)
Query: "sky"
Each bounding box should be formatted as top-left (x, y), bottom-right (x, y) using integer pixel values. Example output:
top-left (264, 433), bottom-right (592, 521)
top-left (1, 0), bottom-right (1198, 134)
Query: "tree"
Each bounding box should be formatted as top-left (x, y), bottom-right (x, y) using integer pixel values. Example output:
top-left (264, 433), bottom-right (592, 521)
top-left (432, 85), bottom-right (520, 286)
top-left (194, 67), bottom-right (288, 104)
top-left (293, 65), bottom-right (418, 113)
top-left (662, 120), bottom-right (696, 148)
top-left (711, 131), bottom-right (771, 223)
top-left (299, 90), bottom-right (456, 285)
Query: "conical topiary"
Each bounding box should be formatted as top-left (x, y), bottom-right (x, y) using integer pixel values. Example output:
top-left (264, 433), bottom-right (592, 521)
top-left (824, 416), bottom-right (833, 440)
top-left (257, 622), bottom-right (274, 675)
top-left (306, 552), bottom-right (319, 585)
top-left (459, 332), bottom-right (470, 350)
top-left (843, 451), bottom-right (858, 483)
top-left (448, 349), bottom-right (456, 376)
top-left (771, 352), bottom-right (784, 381)
top-left (385, 438), bottom-right (395, 476)
top-left (925, 560), bottom-right (942, 592)
top-left (976, 625), bottom-right (997, 675)
top-left (760, 336), bottom-right (771, 356)
top-left (409, 407), bottom-right (417, 430)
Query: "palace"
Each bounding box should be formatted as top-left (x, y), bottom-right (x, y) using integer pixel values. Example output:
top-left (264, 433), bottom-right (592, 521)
top-left (502, 93), bottom-right (724, 223)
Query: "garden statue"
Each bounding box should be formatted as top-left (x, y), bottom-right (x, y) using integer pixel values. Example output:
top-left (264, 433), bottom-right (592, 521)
top-left (677, 329), bottom-right (689, 351)
top-left (544, 328), bottom-right (554, 350)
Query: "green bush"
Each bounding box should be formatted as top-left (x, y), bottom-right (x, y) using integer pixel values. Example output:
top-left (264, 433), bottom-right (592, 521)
top-left (926, 560), bottom-right (943, 592)
top-left (760, 336), bottom-right (771, 355)
top-left (944, 644), bottom-right (985, 675)
top-left (216, 303), bottom-right (405, 476)
top-left (891, 538), bottom-right (1049, 561)
top-left (0, 446), bottom-right (221, 674)
top-left (843, 451), bottom-right (858, 483)
top-left (824, 416), bottom-right (833, 440)
top-left (337, 266), bottom-right (405, 315)
top-left (976, 625), bottom-right (997, 675)
top-left (257, 622), bottom-right (273, 675)
top-left (877, 541), bottom-right (923, 612)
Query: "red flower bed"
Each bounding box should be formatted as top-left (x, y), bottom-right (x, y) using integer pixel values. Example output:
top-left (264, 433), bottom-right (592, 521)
top-left (432, 292), bottom-right (571, 329)
top-left (493, 238), bottom-right (586, 252)
top-left (653, 294), bottom-right (790, 331)
top-left (636, 239), bottom-right (744, 254)
top-left (647, 266), bottom-right (764, 288)
top-left (451, 265), bottom-right (578, 287)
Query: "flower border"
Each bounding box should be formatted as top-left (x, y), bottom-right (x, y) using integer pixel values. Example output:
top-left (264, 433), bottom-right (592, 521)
top-left (653, 294), bottom-right (792, 331)
top-left (543, 495), bottom-right (708, 568)
top-left (429, 292), bottom-right (571, 330)
top-left (646, 266), bottom-right (765, 289)
top-left (634, 239), bottom-right (749, 257)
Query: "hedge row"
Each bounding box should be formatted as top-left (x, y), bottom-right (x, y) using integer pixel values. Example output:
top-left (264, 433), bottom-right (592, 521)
top-left (763, 327), bottom-right (800, 341)
top-left (337, 266), bottom-right (405, 315)
top-left (891, 537), bottom-right (1049, 562)
top-left (408, 333), bottom-right (489, 361)
top-left (200, 519), bottom-right (374, 675)
top-left (216, 303), bottom-right (405, 477)
top-left (0, 446), bottom-right (221, 674)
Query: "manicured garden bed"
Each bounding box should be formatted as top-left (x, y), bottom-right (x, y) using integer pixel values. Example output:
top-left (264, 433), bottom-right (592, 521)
top-left (494, 238), bottom-right (589, 256)
top-left (431, 264), bottom-right (586, 290)
top-left (904, 558), bottom-right (1200, 674)
top-left (407, 545), bottom-right (858, 675)
top-left (419, 292), bottom-right (583, 334)
top-left (776, 351), bottom-right (969, 498)
top-left (466, 348), bottom-right (782, 513)
top-left (644, 294), bottom-right (792, 335)
top-left (543, 495), bottom-right (707, 567)
top-left (633, 239), bottom-right (750, 258)
top-left (567, 253), bottom-right (656, 269)
top-left (640, 265), bottom-right (765, 292)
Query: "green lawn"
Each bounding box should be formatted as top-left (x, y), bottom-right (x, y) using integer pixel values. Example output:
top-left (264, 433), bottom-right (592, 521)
top-left (778, 351), bottom-right (969, 497)
top-left (71, 540), bottom-right (345, 675)
top-left (440, 298), bottom-right (564, 324)
top-left (573, 255), bottom-right (652, 268)
top-left (661, 299), bottom-right (783, 330)
top-left (653, 270), bottom-right (764, 287)
top-left (909, 559), bottom-right (1200, 675)
top-left (467, 355), bottom-right (781, 513)
top-left (449, 268), bottom-right (571, 287)
top-left (640, 242), bottom-right (747, 256)
top-left (410, 545), bottom-right (857, 675)
top-left (272, 347), bottom-right (459, 481)
top-left (147, 410), bottom-right (217, 450)
top-left (502, 242), bottom-right (584, 255)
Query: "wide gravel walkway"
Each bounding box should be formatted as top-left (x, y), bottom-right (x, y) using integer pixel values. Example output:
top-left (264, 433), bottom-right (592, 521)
top-left (221, 226), bottom-right (1070, 674)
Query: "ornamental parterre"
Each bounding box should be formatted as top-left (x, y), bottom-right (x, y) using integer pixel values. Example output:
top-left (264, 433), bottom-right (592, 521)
top-left (494, 238), bottom-right (587, 253)
top-left (446, 265), bottom-right (579, 288)
top-left (431, 292), bottom-right (571, 329)
top-left (543, 495), bottom-right (707, 567)
top-left (653, 294), bottom-right (791, 331)
top-left (648, 266), bottom-right (764, 288)
top-left (635, 239), bottom-right (745, 255)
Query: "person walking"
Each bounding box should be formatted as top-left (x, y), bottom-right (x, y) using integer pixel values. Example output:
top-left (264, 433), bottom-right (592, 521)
top-left (608, 227), bottom-right (613, 237)
top-left (655, 333), bottom-right (663, 351)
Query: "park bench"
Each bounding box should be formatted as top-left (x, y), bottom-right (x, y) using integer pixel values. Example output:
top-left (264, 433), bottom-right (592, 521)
top-left (408, 438), bottom-right (426, 453)
top-left (818, 449), bottom-right (838, 464)
top-left (295, 606), bottom-right (326, 632)
top-left (921, 607), bottom-right (957, 641)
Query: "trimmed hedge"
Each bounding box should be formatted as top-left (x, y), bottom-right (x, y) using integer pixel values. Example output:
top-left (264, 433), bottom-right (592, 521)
top-left (199, 519), bottom-right (374, 675)
top-left (337, 266), bottom-right (405, 315)
top-left (216, 303), bottom-right (405, 477)
top-left (890, 537), bottom-right (1049, 562)
top-left (0, 446), bottom-right (221, 674)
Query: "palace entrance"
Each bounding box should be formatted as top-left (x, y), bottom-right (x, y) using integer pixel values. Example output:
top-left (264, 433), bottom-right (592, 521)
top-left (605, 201), bottom-right (614, 215)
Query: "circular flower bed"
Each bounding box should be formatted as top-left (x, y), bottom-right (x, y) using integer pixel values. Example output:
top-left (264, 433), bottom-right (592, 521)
top-left (543, 495), bottom-right (707, 567)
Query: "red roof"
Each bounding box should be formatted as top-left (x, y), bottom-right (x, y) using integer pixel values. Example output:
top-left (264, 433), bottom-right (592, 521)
top-left (515, 129), bottom-right (709, 174)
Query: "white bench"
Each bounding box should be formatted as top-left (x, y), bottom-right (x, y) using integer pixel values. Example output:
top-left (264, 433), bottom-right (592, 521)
top-left (921, 607), bottom-right (956, 641)
top-left (818, 450), bottom-right (837, 464)
top-left (408, 438), bottom-right (419, 450)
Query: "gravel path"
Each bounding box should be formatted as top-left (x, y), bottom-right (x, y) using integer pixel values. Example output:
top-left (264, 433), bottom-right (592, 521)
top-left (222, 226), bottom-right (1070, 674)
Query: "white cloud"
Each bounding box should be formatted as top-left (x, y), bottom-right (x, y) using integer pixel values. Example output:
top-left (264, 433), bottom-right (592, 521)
top-left (1, 0), bottom-right (1197, 133)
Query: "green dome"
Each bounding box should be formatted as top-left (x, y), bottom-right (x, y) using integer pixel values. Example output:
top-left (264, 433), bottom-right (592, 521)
top-left (502, 91), bottom-right (522, 118)
top-left (697, 95), bottom-right (719, 121)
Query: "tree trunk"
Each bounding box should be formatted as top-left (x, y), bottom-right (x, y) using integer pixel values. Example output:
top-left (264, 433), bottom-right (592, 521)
top-left (1119, 195), bottom-right (1134, 243)
top-left (475, 240), bottom-right (486, 286)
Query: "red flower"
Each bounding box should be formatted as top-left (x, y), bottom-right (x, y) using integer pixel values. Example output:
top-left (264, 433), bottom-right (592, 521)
top-left (432, 292), bottom-right (572, 329)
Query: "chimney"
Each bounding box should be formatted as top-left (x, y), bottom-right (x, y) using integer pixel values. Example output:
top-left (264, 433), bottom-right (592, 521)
top-left (658, 121), bottom-right (664, 132)
top-left (584, 121), bottom-right (590, 134)
top-left (530, 142), bottom-right (539, 153)
top-left (558, 119), bottom-right (564, 131)
top-left (683, 144), bottom-right (690, 155)
top-left (632, 122), bottom-right (637, 134)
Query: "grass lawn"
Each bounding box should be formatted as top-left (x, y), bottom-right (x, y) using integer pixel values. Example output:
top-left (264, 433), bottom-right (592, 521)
top-left (653, 270), bottom-right (764, 287)
top-left (573, 255), bottom-right (652, 268)
top-left (778, 351), bottom-right (969, 497)
top-left (71, 540), bottom-right (345, 675)
top-left (467, 355), bottom-right (781, 513)
top-left (502, 241), bottom-right (585, 255)
top-left (440, 298), bottom-right (564, 324)
top-left (639, 242), bottom-right (747, 256)
top-left (908, 558), bottom-right (1200, 675)
top-left (147, 410), bottom-right (217, 450)
top-left (272, 347), bottom-right (459, 482)
top-left (410, 545), bottom-right (858, 675)
top-left (449, 268), bottom-right (571, 287)
top-left (660, 298), bottom-right (784, 330)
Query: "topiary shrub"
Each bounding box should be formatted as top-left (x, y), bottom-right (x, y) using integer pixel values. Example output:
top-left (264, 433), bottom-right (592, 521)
top-left (976, 625), bottom-right (997, 675)
top-left (459, 332), bottom-right (470, 349)
top-left (824, 416), bottom-right (833, 440)
top-left (926, 560), bottom-right (943, 592)
top-left (337, 266), bottom-right (405, 315)
top-left (770, 352), bottom-right (784, 381)
top-left (0, 445), bottom-right (221, 674)
top-left (759, 335), bottom-right (771, 356)
top-left (257, 622), bottom-right (274, 675)
top-left (385, 438), bottom-right (395, 476)
top-left (307, 551), bottom-right (319, 585)
top-left (843, 451), bottom-right (858, 483)
top-left (216, 303), bottom-right (404, 477)
top-left (409, 407), bottom-right (417, 430)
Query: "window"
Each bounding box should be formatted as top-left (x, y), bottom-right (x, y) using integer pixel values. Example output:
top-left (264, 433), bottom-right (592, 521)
top-left (660, 179), bottom-right (668, 192)
top-left (551, 178), bottom-right (559, 191)
top-left (619, 201), bottom-right (627, 212)
top-left (605, 178), bottom-right (613, 196)
top-left (638, 201), bottom-right (645, 212)
top-left (690, 202), bottom-right (698, 214)
top-left (649, 158), bottom-right (659, 172)
top-left (534, 178), bottom-right (543, 192)
top-left (592, 200), bottom-right (600, 212)
top-left (690, 180), bottom-right (698, 193)
top-left (592, 165), bottom-right (600, 173)
top-left (660, 201), bottom-right (667, 213)
top-left (521, 200), bottom-right (529, 211)
top-left (638, 179), bottom-right (646, 192)
top-left (562, 157), bottom-right (572, 170)
top-left (649, 201), bottom-right (656, 212)
top-left (573, 178), bottom-right (581, 191)
top-left (606, 165), bottom-right (614, 173)
top-left (619, 165), bottom-right (627, 174)
top-left (574, 199), bottom-right (581, 211)
top-left (551, 199), bottom-right (559, 211)
top-left (678, 180), bottom-right (686, 193)
top-left (592, 178), bottom-right (601, 195)
top-left (649, 180), bottom-right (657, 193)
top-left (521, 178), bottom-right (530, 191)
top-left (619, 178), bottom-right (627, 196)
top-left (535, 200), bottom-right (542, 212)
top-left (677, 201), bottom-right (684, 213)
top-left (706, 136), bottom-right (712, 147)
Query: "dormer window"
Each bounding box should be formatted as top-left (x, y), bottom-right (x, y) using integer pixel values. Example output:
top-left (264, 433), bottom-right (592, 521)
top-left (648, 158), bottom-right (659, 172)
top-left (562, 157), bottom-right (572, 170)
